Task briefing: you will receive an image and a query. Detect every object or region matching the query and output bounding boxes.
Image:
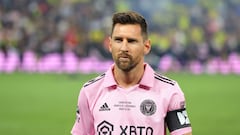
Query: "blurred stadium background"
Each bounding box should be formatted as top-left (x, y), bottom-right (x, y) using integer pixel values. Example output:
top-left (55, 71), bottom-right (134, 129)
top-left (0, 0), bottom-right (240, 135)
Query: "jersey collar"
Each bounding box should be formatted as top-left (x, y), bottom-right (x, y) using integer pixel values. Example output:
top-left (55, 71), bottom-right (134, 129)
top-left (102, 63), bottom-right (154, 90)
top-left (138, 63), bottom-right (154, 90)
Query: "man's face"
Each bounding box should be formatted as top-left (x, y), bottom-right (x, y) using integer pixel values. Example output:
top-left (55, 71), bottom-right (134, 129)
top-left (109, 24), bottom-right (150, 72)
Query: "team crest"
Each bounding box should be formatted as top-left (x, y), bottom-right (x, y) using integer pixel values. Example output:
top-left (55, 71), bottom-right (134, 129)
top-left (140, 99), bottom-right (156, 116)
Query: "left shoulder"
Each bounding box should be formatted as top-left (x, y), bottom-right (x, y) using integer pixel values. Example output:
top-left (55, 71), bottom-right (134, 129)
top-left (153, 72), bottom-right (177, 86)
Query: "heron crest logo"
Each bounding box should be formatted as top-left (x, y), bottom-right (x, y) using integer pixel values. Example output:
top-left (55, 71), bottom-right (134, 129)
top-left (140, 99), bottom-right (157, 116)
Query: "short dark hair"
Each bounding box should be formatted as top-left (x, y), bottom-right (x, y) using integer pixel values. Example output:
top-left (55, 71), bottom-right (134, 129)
top-left (111, 11), bottom-right (148, 40)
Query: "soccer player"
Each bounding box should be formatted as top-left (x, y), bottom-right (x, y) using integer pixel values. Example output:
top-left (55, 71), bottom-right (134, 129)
top-left (71, 11), bottom-right (192, 135)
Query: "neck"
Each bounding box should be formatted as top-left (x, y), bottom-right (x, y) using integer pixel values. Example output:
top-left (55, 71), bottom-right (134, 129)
top-left (113, 63), bottom-right (145, 88)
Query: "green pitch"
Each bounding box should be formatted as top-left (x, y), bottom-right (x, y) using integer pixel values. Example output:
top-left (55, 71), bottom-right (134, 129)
top-left (0, 73), bottom-right (239, 135)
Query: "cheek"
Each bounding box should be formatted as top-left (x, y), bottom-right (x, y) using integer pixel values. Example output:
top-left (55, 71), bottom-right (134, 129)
top-left (110, 44), bottom-right (121, 53)
top-left (109, 47), bottom-right (118, 57)
top-left (135, 47), bottom-right (145, 55)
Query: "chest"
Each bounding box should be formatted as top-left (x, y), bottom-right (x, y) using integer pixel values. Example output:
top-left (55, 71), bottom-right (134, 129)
top-left (92, 88), bottom-right (168, 124)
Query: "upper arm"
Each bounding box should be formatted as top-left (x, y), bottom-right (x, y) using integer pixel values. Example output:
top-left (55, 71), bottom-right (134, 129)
top-left (71, 89), bottom-right (95, 135)
top-left (166, 83), bottom-right (192, 135)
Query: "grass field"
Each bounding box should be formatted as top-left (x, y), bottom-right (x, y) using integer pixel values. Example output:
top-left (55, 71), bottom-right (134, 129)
top-left (0, 72), bottom-right (239, 135)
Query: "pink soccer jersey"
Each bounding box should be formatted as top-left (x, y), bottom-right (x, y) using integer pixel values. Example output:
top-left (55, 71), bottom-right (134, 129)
top-left (71, 64), bottom-right (192, 135)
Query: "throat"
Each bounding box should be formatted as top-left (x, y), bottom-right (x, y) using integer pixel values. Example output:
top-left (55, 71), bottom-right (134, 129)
top-left (115, 71), bottom-right (143, 89)
top-left (113, 64), bottom-right (145, 89)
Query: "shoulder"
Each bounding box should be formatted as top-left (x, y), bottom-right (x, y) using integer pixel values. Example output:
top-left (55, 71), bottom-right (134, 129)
top-left (79, 73), bottom-right (106, 102)
top-left (83, 73), bottom-right (106, 88)
top-left (153, 72), bottom-right (176, 86)
top-left (153, 72), bottom-right (184, 96)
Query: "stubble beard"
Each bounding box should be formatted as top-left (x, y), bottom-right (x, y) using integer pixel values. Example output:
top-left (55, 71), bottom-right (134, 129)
top-left (115, 56), bottom-right (137, 72)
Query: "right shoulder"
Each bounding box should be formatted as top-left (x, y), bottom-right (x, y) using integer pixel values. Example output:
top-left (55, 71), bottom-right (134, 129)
top-left (83, 73), bottom-right (106, 88)
top-left (79, 73), bottom-right (106, 105)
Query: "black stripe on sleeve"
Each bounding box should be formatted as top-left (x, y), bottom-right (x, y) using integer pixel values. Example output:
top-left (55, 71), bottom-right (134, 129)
top-left (154, 73), bottom-right (173, 82)
top-left (83, 73), bottom-right (105, 87)
top-left (154, 76), bottom-right (175, 85)
top-left (154, 73), bottom-right (175, 86)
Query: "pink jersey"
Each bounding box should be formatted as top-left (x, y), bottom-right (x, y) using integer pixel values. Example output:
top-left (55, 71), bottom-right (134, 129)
top-left (71, 64), bottom-right (192, 135)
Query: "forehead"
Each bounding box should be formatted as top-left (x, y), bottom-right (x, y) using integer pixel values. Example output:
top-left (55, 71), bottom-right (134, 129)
top-left (112, 24), bottom-right (142, 38)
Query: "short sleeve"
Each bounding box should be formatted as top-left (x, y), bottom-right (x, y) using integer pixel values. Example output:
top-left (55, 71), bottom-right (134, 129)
top-left (166, 82), bottom-right (192, 135)
top-left (168, 82), bottom-right (186, 111)
top-left (71, 89), bottom-right (95, 135)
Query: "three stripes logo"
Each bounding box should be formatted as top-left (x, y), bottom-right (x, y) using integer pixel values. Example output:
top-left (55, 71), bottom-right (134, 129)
top-left (154, 73), bottom-right (175, 86)
top-left (99, 103), bottom-right (111, 111)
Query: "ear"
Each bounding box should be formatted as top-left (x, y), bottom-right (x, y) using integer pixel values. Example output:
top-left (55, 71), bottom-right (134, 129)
top-left (108, 36), bottom-right (112, 53)
top-left (144, 39), bottom-right (151, 55)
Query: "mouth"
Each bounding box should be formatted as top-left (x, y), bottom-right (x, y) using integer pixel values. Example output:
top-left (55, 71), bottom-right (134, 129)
top-left (118, 54), bottom-right (130, 62)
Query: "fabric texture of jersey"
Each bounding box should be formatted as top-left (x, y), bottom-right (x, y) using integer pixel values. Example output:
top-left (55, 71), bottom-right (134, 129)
top-left (71, 63), bottom-right (192, 135)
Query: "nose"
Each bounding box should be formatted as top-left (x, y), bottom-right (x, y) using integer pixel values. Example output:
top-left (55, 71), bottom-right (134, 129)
top-left (120, 39), bottom-right (128, 52)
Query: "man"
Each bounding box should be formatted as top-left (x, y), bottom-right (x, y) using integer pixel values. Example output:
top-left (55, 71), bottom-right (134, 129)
top-left (71, 11), bottom-right (192, 135)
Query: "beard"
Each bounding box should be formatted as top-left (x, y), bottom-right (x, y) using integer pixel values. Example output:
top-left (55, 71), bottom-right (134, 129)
top-left (114, 52), bottom-right (137, 72)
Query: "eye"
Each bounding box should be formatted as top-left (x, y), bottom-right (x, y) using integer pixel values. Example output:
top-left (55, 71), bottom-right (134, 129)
top-left (128, 38), bottom-right (137, 43)
top-left (114, 37), bottom-right (122, 43)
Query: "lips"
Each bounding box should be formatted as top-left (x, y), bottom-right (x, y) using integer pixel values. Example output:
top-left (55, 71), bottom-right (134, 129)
top-left (118, 52), bottom-right (130, 57)
top-left (118, 53), bottom-right (131, 61)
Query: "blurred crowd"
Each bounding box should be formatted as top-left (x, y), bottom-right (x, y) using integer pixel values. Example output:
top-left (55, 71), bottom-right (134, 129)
top-left (0, 0), bottom-right (240, 74)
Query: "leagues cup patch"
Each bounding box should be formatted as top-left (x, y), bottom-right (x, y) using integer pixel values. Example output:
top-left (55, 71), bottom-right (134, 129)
top-left (140, 99), bottom-right (156, 116)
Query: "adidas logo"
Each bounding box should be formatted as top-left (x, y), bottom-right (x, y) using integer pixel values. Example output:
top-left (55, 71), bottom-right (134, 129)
top-left (99, 103), bottom-right (111, 111)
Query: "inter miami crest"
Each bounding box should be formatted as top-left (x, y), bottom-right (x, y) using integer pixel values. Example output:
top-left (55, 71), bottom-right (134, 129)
top-left (140, 99), bottom-right (157, 116)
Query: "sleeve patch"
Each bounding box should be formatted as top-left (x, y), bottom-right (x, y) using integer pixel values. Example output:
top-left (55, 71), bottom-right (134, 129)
top-left (165, 108), bottom-right (191, 132)
top-left (76, 107), bottom-right (80, 123)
